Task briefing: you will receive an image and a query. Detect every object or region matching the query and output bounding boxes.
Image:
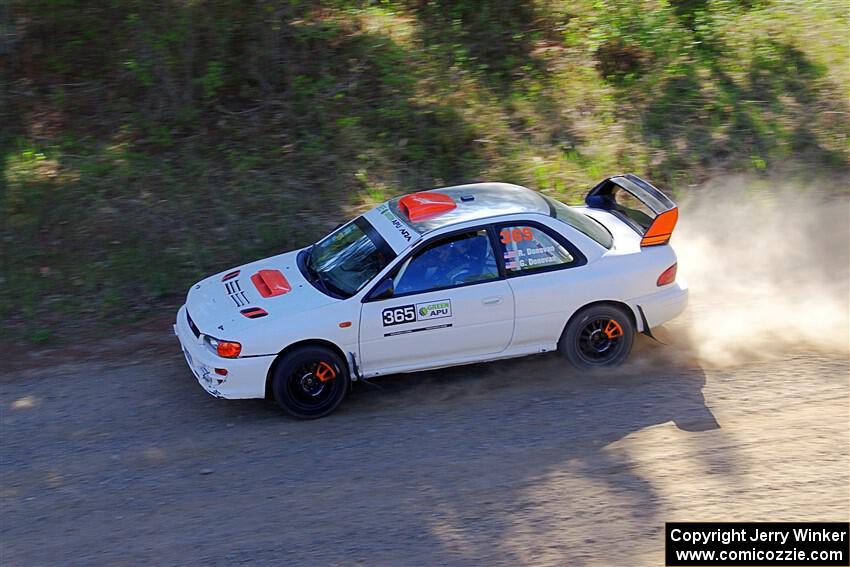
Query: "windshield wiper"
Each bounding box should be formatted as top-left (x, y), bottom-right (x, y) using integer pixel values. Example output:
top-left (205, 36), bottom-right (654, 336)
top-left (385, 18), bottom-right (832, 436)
top-left (320, 276), bottom-right (350, 299)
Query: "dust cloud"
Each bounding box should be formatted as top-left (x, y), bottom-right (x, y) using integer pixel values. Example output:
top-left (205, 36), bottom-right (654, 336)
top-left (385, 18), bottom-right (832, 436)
top-left (668, 174), bottom-right (850, 367)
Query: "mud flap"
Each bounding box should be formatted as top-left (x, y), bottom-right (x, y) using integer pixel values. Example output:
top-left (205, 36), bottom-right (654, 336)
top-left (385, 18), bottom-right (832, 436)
top-left (347, 351), bottom-right (362, 382)
top-left (347, 352), bottom-right (388, 390)
top-left (638, 305), bottom-right (666, 345)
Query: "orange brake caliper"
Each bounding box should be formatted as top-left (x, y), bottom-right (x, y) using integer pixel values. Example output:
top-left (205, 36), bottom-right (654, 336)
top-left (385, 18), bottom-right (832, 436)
top-left (603, 320), bottom-right (623, 340)
top-left (314, 361), bottom-right (337, 382)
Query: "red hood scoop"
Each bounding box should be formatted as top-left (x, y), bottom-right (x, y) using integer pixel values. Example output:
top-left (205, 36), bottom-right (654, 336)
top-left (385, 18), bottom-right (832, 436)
top-left (250, 269), bottom-right (291, 298)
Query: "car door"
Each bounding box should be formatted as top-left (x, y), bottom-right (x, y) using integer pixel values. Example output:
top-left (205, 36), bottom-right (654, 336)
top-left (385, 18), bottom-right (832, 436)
top-left (493, 220), bottom-right (591, 350)
top-left (358, 228), bottom-right (515, 375)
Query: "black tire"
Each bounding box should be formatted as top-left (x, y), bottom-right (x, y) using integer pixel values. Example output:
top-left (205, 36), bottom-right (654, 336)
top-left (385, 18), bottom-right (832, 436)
top-left (558, 304), bottom-right (635, 369)
top-left (271, 346), bottom-right (349, 419)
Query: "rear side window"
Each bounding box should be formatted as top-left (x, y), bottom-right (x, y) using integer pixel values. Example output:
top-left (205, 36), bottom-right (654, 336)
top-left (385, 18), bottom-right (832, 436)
top-left (497, 225), bottom-right (576, 275)
top-left (544, 196), bottom-right (613, 249)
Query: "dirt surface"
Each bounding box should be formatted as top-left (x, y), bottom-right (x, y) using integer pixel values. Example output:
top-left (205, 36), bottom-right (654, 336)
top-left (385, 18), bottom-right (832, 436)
top-left (1, 330), bottom-right (848, 566)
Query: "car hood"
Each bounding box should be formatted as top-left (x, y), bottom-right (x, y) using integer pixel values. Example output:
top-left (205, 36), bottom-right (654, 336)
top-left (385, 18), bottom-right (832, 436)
top-left (184, 249), bottom-right (338, 337)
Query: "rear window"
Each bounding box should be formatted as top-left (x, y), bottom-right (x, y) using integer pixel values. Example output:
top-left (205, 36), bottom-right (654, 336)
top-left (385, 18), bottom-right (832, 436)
top-left (544, 196), bottom-right (613, 249)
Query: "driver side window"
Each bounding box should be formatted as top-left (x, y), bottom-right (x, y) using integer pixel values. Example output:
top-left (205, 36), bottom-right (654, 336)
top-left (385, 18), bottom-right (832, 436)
top-left (394, 229), bottom-right (498, 295)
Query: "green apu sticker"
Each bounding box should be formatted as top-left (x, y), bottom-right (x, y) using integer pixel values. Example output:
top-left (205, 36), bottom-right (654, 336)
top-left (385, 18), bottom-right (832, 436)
top-left (416, 300), bottom-right (451, 321)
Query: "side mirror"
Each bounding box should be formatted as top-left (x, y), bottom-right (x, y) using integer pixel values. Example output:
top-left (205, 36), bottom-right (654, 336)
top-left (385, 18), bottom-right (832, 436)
top-left (369, 278), bottom-right (394, 301)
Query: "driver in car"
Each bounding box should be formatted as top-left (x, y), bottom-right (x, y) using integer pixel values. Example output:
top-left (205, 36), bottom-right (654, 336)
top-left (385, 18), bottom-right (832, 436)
top-left (396, 235), bottom-right (484, 293)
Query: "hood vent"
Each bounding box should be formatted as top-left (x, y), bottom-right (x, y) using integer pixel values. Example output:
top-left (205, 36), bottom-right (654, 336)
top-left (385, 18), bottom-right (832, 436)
top-left (225, 280), bottom-right (249, 307)
top-left (251, 269), bottom-right (291, 298)
top-left (240, 307), bottom-right (268, 319)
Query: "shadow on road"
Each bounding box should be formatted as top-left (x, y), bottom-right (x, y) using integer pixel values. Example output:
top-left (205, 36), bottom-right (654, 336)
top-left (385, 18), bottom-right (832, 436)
top-left (271, 337), bottom-right (725, 564)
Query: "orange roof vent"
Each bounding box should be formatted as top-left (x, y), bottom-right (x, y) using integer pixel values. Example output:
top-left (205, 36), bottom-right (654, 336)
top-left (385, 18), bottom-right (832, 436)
top-left (250, 269), bottom-right (291, 298)
top-left (398, 192), bottom-right (456, 222)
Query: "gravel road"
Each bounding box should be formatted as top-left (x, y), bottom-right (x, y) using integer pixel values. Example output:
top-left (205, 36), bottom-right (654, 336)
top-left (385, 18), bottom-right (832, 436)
top-left (1, 331), bottom-right (848, 566)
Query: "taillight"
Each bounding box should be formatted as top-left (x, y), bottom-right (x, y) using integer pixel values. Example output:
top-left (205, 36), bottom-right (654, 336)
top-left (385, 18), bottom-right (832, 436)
top-left (657, 263), bottom-right (677, 286)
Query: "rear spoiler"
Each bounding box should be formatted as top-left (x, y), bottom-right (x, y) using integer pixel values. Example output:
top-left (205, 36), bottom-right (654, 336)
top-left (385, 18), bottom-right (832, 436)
top-left (585, 173), bottom-right (678, 247)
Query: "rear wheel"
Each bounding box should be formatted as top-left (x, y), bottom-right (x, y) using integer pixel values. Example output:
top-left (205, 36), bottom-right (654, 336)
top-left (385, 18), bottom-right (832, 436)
top-left (271, 346), bottom-right (349, 419)
top-left (558, 304), bottom-right (635, 369)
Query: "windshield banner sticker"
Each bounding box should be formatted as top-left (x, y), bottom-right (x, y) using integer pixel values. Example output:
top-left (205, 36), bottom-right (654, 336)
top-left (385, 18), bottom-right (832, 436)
top-left (364, 204), bottom-right (419, 253)
top-left (382, 299), bottom-right (452, 327)
top-left (378, 204), bottom-right (413, 242)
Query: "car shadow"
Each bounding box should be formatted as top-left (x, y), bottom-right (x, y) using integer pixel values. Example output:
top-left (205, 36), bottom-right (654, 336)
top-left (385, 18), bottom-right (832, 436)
top-left (289, 336), bottom-right (726, 564)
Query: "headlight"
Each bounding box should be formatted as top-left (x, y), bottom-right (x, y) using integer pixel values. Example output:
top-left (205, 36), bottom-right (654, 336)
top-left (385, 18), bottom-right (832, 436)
top-left (205, 336), bottom-right (242, 358)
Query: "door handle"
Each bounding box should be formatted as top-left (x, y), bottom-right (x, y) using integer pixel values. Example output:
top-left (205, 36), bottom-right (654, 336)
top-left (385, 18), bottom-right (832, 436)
top-left (482, 296), bottom-right (503, 305)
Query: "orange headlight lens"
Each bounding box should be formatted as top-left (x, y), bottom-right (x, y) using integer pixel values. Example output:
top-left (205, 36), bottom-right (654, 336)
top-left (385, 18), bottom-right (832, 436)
top-left (216, 340), bottom-right (242, 358)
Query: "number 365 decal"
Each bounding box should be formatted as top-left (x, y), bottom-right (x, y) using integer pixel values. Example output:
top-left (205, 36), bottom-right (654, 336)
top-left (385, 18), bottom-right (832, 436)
top-left (382, 300), bottom-right (452, 326)
top-left (382, 305), bottom-right (416, 326)
top-left (500, 227), bottom-right (534, 243)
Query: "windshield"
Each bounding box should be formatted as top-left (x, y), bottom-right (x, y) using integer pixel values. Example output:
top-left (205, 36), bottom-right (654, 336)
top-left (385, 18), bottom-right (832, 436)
top-left (544, 196), bottom-right (613, 249)
top-left (305, 217), bottom-right (394, 298)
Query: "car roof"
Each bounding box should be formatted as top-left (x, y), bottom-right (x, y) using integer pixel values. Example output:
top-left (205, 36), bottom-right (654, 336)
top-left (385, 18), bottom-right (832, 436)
top-left (386, 182), bottom-right (550, 235)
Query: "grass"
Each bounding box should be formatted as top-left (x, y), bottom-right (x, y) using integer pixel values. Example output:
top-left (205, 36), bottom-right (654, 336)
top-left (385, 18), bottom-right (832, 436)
top-left (1, 0), bottom-right (848, 342)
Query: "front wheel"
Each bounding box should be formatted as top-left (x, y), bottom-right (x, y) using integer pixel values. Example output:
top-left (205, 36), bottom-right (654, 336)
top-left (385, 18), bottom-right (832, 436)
top-left (558, 305), bottom-right (635, 369)
top-left (271, 346), bottom-right (349, 419)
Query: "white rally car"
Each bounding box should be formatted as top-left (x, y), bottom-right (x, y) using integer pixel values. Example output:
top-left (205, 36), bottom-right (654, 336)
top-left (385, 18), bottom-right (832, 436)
top-left (175, 174), bottom-right (687, 418)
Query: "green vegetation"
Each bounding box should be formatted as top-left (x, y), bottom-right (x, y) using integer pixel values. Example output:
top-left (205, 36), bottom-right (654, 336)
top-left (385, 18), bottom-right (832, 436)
top-left (1, 0), bottom-right (848, 341)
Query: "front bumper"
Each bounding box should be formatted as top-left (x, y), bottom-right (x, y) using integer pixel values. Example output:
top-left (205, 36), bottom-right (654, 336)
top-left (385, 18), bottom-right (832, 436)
top-left (173, 305), bottom-right (274, 399)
